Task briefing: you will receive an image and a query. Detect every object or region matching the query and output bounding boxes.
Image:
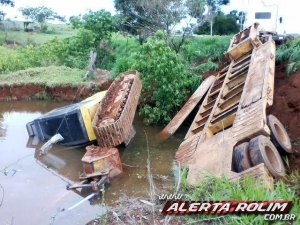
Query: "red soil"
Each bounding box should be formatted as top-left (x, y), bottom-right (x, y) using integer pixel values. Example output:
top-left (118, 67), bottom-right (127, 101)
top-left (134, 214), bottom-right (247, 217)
top-left (0, 79), bottom-right (112, 102)
top-left (268, 65), bottom-right (300, 170)
top-left (0, 70), bottom-right (113, 102)
top-left (0, 85), bottom-right (95, 101)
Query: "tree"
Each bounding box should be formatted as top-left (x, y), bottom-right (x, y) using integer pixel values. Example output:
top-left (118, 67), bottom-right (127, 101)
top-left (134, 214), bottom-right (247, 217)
top-left (114, 0), bottom-right (186, 44)
top-left (0, 0), bottom-right (14, 6)
top-left (1, 0), bottom-right (14, 20)
top-left (69, 16), bottom-right (81, 28)
top-left (195, 12), bottom-right (239, 35)
top-left (20, 7), bottom-right (65, 24)
top-left (80, 10), bottom-right (116, 43)
top-left (186, 0), bottom-right (206, 24)
top-left (70, 10), bottom-right (116, 46)
top-left (229, 10), bottom-right (245, 31)
top-left (68, 11), bottom-right (117, 68)
top-left (205, 0), bottom-right (229, 35)
top-left (133, 31), bottom-right (199, 124)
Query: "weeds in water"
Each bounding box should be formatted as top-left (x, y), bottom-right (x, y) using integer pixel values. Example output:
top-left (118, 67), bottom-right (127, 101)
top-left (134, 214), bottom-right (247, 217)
top-left (144, 130), bottom-right (156, 224)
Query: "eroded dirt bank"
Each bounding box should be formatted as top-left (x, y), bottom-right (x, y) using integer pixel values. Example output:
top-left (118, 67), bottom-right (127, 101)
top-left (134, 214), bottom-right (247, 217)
top-left (0, 81), bottom-right (112, 102)
top-left (268, 65), bottom-right (300, 170)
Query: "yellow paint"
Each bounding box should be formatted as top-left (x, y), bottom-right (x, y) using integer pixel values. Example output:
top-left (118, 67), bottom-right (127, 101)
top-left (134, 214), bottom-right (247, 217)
top-left (94, 160), bottom-right (108, 172)
top-left (80, 91), bottom-right (107, 141)
top-left (208, 115), bottom-right (236, 137)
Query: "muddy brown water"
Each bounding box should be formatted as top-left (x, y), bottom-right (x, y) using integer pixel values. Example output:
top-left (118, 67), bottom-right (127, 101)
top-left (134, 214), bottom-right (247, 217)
top-left (0, 101), bottom-right (183, 225)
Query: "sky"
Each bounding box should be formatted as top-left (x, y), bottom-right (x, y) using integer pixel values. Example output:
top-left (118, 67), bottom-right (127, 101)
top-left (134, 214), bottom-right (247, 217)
top-left (1, 0), bottom-right (299, 34)
top-left (0, 0), bottom-right (116, 19)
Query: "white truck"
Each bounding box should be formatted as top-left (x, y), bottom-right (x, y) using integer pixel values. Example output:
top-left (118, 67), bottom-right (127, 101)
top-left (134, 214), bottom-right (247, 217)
top-left (243, 0), bottom-right (287, 43)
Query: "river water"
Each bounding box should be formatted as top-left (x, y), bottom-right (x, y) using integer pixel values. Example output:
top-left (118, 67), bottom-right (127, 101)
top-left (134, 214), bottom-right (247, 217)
top-left (0, 101), bottom-right (184, 225)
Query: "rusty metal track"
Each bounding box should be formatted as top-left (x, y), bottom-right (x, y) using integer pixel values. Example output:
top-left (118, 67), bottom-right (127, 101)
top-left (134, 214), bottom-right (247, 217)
top-left (92, 71), bottom-right (142, 147)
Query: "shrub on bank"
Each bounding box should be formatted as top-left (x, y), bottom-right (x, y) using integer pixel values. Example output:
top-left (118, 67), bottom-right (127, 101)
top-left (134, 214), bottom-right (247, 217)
top-left (180, 35), bottom-right (230, 74)
top-left (133, 32), bottom-right (200, 124)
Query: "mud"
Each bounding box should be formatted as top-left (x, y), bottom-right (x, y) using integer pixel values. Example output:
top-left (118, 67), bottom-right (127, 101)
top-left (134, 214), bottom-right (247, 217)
top-left (269, 66), bottom-right (300, 151)
top-left (268, 65), bottom-right (300, 170)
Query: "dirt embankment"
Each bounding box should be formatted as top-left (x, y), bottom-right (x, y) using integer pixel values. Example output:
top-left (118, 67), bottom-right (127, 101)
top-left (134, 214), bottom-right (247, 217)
top-left (268, 65), bottom-right (300, 169)
top-left (0, 72), bottom-right (112, 102)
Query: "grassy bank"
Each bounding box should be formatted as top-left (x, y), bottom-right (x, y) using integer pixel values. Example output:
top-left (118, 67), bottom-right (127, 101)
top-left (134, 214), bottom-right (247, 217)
top-left (0, 23), bottom-right (75, 46)
top-left (0, 66), bottom-right (85, 87)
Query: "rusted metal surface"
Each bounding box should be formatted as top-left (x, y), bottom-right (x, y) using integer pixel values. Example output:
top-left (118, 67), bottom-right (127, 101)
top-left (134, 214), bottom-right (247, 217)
top-left (230, 164), bottom-right (274, 190)
top-left (174, 24), bottom-right (279, 186)
top-left (175, 133), bottom-right (202, 166)
top-left (81, 145), bottom-right (123, 179)
top-left (92, 71), bottom-right (142, 147)
top-left (159, 76), bottom-right (215, 141)
top-left (227, 23), bottom-right (261, 61)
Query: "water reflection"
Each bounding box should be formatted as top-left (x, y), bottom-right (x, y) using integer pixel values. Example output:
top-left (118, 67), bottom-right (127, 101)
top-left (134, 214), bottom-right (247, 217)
top-left (0, 101), bottom-right (104, 225)
top-left (0, 114), bottom-right (6, 139)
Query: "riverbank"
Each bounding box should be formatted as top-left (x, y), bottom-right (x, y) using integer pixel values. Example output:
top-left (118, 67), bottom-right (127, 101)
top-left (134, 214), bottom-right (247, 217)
top-left (0, 66), bottom-right (112, 101)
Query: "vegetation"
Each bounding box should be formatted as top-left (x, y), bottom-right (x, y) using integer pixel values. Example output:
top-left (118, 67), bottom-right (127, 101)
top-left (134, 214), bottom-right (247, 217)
top-left (114, 0), bottom-right (186, 43)
top-left (133, 32), bottom-right (200, 124)
top-left (0, 29), bottom-right (104, 72)
top-left (276, 38), bottom-right (300, 75)
top-left (69, 10), bottom-right (116, 46)
top-left (0, 0), bottom-right (13, 6)
top-left (196, 12), bottom-right (239, 35)
top-left (0, 24), bottom-right (230, 124)
top-left (180, 171), bottom-right (300, 225)
top-left (0, 22), bottom-right (75, 45)
top-left (20, 6), bottom-right (66, 25)
top-left (181, 35), bottom-right (230, 74)
top-left (114, 0), bottom-right (231, 43)
top-left (0, 66), bottom-right (85, 87)
top-left (109, 33), bottom-right (141, 76)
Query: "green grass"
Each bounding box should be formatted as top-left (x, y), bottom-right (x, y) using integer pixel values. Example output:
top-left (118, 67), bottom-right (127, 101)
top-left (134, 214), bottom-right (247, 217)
top-left (109, 33), bottom-right (141, 76)
top-left (276, 38), bottom-right (300, 75)
top-left (0, 66), bottom-right (85, 87)
top-left (0, 22), bottom-right (76, 46)
top-left (180, 35), bottom-right (231, 74)
top-left (180, 171), bottom-right (300, 225)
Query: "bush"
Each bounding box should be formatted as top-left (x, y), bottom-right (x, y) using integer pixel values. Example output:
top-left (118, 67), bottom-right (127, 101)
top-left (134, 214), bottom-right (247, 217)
top-left (195, 14), bottom-right (239, 35)
top-left (0, 29), bottom-right (96, 73)
top-left (276, 38), bottom-right (300, 75)
top-left (110, 34), bottom-right (140, 76)
top-left (133, 32), bottom-right (200, 124)
top-left (193, 60), bottom-right (218, 74)
top-left (62, 29), bottom-right (96, 68)
top-left (179, 36), bottom-right (230, 75)
top-left (181, 36), bottom-right (230, 64)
